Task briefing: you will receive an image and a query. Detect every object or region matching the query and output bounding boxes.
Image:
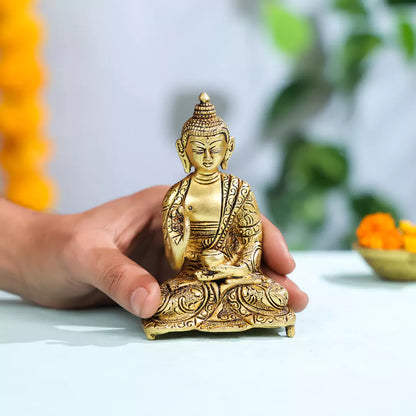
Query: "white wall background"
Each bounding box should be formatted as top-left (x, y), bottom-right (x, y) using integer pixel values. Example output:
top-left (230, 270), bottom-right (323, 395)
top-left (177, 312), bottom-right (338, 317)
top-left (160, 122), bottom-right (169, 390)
top-left (40, 0), bottom-right (281, 214)
top-left (39, 0), bottom-right (416, 227)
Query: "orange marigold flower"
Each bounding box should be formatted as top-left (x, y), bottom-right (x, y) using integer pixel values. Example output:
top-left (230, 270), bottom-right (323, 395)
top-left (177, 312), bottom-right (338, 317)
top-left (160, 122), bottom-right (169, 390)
top-left (0, 12), bottom-right (42, 49)
top-left (399, 220), bottom-right (416, 253)
top-left (356, 213), bottom-right (403, 250)
top-left (0, 0), bottom-right (32, 16)
top-left (399, 220), bottom-right (416, 236)
top-left (0, 95), bottom-right (46, 136)
top-left (0, 136), bottom-right (51, 174)
top-left (0, 50), bottom-right (44, 92)
top-left (404, 235), bottom-right (416, 254)
top-left (5, 171), bottom-right (56, 212)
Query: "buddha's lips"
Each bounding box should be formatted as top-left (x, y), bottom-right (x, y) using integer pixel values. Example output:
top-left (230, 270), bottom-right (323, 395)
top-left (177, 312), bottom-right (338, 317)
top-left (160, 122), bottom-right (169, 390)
top-left (203, 162), bottom-right (213, 167)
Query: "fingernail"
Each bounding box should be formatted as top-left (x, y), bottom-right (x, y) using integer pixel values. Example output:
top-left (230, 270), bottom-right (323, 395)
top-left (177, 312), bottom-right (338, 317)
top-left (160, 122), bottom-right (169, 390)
top-left (130, 287), bottom-right (149, 317)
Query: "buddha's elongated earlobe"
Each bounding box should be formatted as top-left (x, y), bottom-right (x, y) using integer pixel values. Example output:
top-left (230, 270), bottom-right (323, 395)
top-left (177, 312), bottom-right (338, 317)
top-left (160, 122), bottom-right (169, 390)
top-left (176, 138), bottom-right (191, 173)
top-left (221, 136), bottom-right (235, 170)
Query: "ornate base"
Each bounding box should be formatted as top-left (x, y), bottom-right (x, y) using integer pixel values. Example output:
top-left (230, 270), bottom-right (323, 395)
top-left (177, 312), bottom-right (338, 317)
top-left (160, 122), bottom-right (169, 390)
top-left (141, 275), bottom-right (296, 340)
top-left (142, 316), bottom-right (296, 340)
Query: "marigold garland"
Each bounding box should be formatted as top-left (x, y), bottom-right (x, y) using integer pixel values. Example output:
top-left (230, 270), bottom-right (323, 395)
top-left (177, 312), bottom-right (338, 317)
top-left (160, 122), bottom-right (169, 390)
top-left (356, 213), bottom-right (416, 253)
top-left (0, 0), bottom-right (55, 211)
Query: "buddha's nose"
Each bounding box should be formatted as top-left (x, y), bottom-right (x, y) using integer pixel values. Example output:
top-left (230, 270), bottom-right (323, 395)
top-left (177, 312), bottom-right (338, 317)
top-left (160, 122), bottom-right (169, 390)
top-left (204, 149), bottom-right (212, 159)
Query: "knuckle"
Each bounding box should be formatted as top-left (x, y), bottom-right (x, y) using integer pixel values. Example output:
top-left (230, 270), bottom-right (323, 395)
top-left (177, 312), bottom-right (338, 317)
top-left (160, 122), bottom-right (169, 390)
top-left (61, 230), bottom-right (90, 265)
top-left (142, 185), bottom-right (170, 203)
top-left (152, 184), bottom-right (170, 194)
top-left (62, 228), bottom-right (112, 272)
top-left (63, 229), bottom-right (103, 263)
top-left (101, 263), bottom-right (130, 298)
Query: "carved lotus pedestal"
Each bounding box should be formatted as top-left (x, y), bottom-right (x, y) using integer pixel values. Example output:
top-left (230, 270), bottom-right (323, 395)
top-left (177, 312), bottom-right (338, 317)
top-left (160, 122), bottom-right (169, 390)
top-left (142, 274), bottom-right (296, 340)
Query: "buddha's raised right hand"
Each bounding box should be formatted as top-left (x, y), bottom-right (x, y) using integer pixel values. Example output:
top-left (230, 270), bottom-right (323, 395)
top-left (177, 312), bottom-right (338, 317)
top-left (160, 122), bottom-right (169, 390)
top-left (165, 205), bottom-right (190, 270)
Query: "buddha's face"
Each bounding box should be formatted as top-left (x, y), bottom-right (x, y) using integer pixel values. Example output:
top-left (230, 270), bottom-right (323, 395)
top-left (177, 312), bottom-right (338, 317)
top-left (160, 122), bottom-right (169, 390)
top-left (185, 134), bottom-right (227, 173)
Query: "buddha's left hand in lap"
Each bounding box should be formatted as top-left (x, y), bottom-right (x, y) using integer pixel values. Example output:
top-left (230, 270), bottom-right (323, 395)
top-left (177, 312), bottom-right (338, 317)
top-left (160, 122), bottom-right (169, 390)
top-left (0, 186), bottom-right (309, 318)
top-left (197, 264), bottom-right (251, 281)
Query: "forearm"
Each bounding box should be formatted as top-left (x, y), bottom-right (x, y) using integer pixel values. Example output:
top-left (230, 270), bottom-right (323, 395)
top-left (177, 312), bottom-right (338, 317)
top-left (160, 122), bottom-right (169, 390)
top-left (0, 186), bottom-right (170, 315)
top-left (0, 198), bottom-right (49, 296)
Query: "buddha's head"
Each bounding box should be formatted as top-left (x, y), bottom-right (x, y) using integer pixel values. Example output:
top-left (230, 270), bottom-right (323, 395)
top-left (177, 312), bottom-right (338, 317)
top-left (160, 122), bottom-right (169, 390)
top-left (176, 93), bottom-right (235, 174)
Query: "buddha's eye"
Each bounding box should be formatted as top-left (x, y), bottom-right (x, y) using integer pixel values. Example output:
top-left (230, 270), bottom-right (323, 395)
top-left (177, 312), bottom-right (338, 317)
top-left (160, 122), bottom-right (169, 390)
top-left (193, 148), bottom-right (204, 155)
top-left (210, 147), bottom-right (221, 154)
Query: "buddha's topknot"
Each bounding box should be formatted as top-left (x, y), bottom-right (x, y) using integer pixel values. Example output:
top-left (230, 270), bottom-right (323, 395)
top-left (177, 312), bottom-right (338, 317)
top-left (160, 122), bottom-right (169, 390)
top-left (180, 92), bottom-right (230, 142)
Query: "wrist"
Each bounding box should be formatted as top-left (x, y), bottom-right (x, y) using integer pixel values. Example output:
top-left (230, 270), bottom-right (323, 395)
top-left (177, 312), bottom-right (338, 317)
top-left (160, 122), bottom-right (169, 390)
top-left (0, 198), bottom-right (42, 295)
top-left (0, 199), bottom-right (75, 298)
top-left (0, 199), bottom-right (80, 300)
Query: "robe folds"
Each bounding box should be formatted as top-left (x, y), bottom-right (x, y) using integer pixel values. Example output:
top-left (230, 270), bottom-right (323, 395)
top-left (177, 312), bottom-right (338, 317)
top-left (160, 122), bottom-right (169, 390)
top-left (142, 173), bottom-right (295, 335)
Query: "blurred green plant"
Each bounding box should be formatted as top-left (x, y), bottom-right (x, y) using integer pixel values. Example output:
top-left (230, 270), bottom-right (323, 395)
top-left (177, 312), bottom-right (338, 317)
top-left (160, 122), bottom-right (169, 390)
top-left (334, 0), bottom-right (367, 15)
top-left (398, 16), bottom-right (416, 59)
top-left (263, 2), bottom-right (313, 55)
top-left (262, 0), bottom-right (416, 249)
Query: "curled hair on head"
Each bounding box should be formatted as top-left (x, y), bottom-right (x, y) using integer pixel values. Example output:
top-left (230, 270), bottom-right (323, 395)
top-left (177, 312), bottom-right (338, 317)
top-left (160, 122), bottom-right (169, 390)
top-left (175, 93), bottom-right (235, 172)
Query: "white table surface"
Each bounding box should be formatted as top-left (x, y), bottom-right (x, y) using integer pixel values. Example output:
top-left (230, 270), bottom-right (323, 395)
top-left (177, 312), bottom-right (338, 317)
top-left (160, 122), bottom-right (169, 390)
top-left (2, 251), bottom-right (416, 416)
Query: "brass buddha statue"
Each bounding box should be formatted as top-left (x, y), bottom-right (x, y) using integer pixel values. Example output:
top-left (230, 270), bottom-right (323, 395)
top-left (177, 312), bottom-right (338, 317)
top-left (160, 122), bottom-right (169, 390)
top-left (142, 92), bottom-right (295, 339)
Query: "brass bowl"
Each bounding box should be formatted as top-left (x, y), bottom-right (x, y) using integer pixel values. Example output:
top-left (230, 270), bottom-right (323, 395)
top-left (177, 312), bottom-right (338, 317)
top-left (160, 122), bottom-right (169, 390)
top-left (353, 242), bottom-right (416, 281)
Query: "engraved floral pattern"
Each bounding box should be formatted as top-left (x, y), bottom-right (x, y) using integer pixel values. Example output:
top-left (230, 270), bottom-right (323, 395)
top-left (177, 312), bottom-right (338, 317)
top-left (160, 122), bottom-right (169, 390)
top-left (142, 173), bottom-right (296, 338)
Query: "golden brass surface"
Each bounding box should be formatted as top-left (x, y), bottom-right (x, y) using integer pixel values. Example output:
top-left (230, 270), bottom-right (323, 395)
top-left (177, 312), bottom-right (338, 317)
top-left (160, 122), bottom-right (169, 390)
top-left (353, 242), bottom-right (416, 281)
top-left (142, 93), bottom-right (296, 339)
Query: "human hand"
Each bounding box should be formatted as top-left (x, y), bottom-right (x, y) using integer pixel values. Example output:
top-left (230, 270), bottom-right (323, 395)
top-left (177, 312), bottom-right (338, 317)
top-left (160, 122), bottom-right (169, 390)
top-left (2, 187), bottom-right (171, 318)
top-left (1, 187), bottom-right (308, 318)
top-left (260, 215), bottom-right (308, 312)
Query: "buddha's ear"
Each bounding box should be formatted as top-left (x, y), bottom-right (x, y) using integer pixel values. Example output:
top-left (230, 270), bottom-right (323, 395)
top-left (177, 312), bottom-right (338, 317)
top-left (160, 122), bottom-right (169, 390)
top-left (176, 138), bottom-right (192, 173)
top-left (221, 136), bottom-right (235, 170)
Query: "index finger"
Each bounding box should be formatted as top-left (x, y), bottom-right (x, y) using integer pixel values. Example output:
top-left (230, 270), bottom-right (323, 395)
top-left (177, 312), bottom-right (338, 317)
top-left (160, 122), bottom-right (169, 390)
top-left (261, 214), bottom-right (295, 275)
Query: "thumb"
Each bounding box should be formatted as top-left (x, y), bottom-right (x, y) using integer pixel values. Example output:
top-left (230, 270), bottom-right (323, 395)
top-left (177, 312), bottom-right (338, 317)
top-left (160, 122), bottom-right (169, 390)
top-left (88, 247), bottom-right (161, 318)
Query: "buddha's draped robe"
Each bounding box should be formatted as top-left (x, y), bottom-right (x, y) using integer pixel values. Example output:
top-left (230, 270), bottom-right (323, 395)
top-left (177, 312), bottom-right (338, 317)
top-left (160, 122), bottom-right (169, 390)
top-left (142, 173), bottom-right (295, 333)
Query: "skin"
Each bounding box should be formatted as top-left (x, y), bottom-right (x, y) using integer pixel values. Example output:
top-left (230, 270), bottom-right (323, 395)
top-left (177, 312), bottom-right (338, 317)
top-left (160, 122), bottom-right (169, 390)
top-left (0, 187), bottom-right (308, 318)
top-left (0, 137), bottom-right (309, 316)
